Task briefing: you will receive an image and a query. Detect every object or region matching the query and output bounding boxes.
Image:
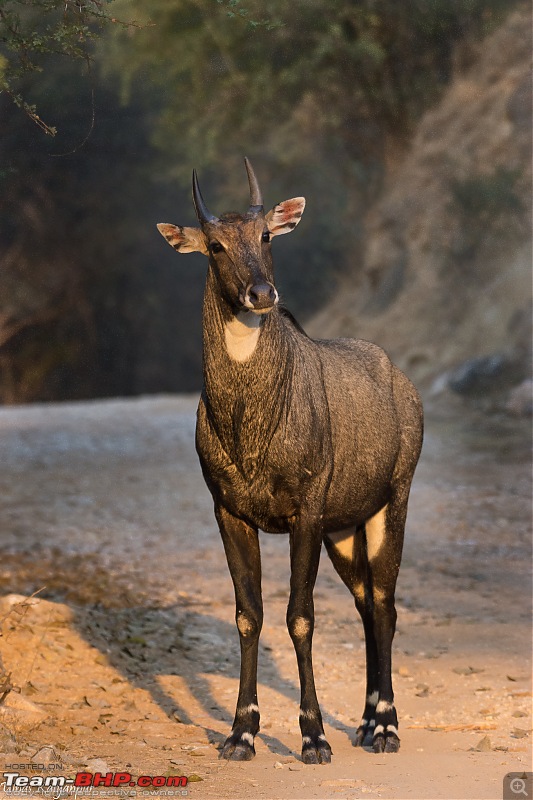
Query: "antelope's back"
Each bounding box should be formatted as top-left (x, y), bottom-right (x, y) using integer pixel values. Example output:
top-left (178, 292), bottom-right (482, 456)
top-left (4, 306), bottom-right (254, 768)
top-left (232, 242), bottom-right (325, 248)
top-left (315, 335), bottom-right (423, 524)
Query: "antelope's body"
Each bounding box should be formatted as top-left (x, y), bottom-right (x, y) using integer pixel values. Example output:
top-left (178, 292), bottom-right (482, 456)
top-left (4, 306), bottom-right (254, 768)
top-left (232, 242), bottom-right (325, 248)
top-left (158, 160), bottom-right (423, 764)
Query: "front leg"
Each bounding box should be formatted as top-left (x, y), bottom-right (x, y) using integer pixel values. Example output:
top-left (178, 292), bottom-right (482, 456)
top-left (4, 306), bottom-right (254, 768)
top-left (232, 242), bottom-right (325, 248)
top-left (287, 519), bottom-right (332, 764)
top-left (216, 504), bottom-right (263, 760)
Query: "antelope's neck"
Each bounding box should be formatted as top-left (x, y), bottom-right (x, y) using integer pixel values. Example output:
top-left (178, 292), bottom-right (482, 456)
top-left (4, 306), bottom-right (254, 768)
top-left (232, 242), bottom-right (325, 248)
top-left (201, 269), bottom-right (293, 412)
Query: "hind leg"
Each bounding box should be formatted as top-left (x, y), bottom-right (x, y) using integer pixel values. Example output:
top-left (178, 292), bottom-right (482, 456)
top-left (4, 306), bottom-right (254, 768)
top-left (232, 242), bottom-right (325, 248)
top-left (324, 527), bottom-right (380, 747)
top-left (325, 498), bottom-right (407, 753)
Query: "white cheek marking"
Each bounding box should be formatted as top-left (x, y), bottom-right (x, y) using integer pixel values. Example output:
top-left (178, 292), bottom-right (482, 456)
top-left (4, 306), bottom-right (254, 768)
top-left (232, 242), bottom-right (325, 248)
top-left (326, 528), bottom-right (355, 561)
top-left (376, 699), bottom-right (393, 713)
top-left (366, 506), bottom-right (387, 561)
top-left (224, 312), bottom-right (261, 362)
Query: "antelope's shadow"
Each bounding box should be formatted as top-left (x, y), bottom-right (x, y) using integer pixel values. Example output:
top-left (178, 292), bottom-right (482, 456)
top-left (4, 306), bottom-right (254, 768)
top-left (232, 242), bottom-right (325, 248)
top-left (71, 596), bottom-right (362, 758)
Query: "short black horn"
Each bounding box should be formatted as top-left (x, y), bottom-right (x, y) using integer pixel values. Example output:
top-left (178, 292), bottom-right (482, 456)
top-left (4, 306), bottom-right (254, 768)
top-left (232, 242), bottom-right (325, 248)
top-left (192, 169), bottom-right (218, 224)
top-left (244, 157), bottom-right (263, 213)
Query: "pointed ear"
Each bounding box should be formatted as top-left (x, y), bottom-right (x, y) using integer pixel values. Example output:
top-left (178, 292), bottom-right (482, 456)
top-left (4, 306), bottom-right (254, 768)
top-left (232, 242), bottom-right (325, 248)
top-left (157, 223), bottom-right (208, 255)
top-left (265, 197), bottom-right (306, 236)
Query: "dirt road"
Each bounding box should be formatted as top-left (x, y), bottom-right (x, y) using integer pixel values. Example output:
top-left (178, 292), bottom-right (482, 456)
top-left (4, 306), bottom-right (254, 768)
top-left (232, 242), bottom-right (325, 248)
top-left (0, 395), bottom-right (530, 799)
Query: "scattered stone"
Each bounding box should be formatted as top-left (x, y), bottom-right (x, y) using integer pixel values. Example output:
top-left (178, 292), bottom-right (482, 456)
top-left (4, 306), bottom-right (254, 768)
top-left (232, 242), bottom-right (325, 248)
top-left (511, 728), bottom-right (530, 739)
top-left (0, 693), bottom-right (47, 729)
top-left (274, 761), bottom-right (284, 769)
top-left (447, 354), bottom-right (522, 396)
top-left (71, 725), bottom-right (93, 736)
top-left (506, 380), bottom-right (533, 416)
top-left (453, 666), bottom-right (484, 675)
top-left (474, 736), bottom-right (492, 752)
top-left (84, 758), bottom-right (109, 773)
top-left (31, 746), bottom-right (61, 766)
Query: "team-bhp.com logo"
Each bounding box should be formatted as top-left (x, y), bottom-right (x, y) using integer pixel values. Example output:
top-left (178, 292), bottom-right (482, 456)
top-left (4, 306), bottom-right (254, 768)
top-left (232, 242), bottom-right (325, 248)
top-left (2, 771), bottom-right (189, 794)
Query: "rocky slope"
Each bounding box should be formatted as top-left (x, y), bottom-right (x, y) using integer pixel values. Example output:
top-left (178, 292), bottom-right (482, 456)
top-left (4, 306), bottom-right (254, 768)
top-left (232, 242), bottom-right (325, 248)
top-left (309, 6), bottom-right (531, 404)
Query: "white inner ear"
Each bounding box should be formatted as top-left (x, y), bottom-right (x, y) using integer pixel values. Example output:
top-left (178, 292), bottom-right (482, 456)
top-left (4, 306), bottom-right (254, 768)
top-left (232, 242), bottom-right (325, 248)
top-left (266, 197), bottom-right (306, 236)
top-left (156, 223), bottom-right (208, 254)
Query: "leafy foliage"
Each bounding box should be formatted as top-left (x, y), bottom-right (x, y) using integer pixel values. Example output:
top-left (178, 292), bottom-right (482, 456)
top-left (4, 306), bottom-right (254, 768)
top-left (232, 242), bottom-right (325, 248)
top-left (0, 0), bottom-right (129, 133)
top-left (105, 0), bottom-right (513, 183)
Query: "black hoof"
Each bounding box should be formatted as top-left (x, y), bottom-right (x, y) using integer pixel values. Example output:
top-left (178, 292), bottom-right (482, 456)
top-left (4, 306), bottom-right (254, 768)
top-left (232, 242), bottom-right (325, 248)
top-left (219, 735), bottom-right (256, 761)
top-left (373, 730), bottom-right (400, 753)
top-left (354, 722), bottom-right (374, 748)
top-left (302, 735), bottom-right (332, 764)
top-left (384, 732), bottom-right (400, 753)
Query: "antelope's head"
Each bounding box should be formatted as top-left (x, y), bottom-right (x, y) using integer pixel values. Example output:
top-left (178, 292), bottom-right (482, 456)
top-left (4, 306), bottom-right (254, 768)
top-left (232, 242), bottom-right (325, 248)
top-left (157, 158), bottom-right (305, 315)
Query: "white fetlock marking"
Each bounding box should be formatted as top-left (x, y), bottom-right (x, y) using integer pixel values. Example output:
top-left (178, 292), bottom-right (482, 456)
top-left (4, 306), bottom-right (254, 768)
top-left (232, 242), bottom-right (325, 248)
top-left (302, 735), bottom-right (313, 745)
top-left (368, 719), bottom-right (376, 728)
top-left (386, 725), bottom-right (399, 736)
top-left (360, 718), bottom-right (368, 727)
top-left (376, 699), bottom-right (393, 713)
top-left (374, 724), bottom-right (385, 736)
top-left (240, 732), bottom-right (254, 745)
top-left (318, 734), bottom-right (327, 742)
top-left (299, 708), bottom-right (317, 720)
top-left (367, 691), bottom-right (379, 706)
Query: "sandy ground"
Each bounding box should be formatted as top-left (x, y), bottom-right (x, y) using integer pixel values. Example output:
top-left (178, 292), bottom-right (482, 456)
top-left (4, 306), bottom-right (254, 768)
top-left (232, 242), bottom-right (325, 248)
top-left (0, 394), bottom-right (530, 800)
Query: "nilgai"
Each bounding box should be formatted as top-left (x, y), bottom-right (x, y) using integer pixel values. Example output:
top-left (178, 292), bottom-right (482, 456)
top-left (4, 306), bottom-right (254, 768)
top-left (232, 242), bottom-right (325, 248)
top-left (157, 158), bottom-right (423, 764)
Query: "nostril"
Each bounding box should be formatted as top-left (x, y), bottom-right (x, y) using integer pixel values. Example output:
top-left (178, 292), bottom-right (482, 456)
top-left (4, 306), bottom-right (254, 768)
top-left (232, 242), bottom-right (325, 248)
top-left (247, 283), bottom-right (277, 309)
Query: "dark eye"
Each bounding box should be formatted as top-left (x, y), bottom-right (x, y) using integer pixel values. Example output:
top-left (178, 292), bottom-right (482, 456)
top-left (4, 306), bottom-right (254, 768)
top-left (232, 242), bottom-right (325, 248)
top-left (262, 231), bottom-right (271, 243)
top-left (210, 241), bottom-right (224, 254)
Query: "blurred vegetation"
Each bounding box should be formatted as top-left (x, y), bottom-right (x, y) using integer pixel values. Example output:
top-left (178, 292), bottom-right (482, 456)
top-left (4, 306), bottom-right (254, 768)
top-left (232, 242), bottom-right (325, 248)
top-left (0, 0), bottom-right (520, 402)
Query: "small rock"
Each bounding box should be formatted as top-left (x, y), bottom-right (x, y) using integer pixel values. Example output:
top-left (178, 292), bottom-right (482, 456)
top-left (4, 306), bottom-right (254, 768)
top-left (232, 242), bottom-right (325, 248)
top-left (474, 736), bottom-right (492, 752)
top-left (453, 666), bottom-right (484, 676)
top-left (511, 728), bottom-right (530, 739)
top-left (447, 354), bottom-right (521, 396)
top-left (31, 746), bottom-right (61, 766)
top-left (71, 725), bottom-right (93, 736)
top-left (85, 759), bottom-right (109, 773)
top-left (274, 761), bottom-right (284, 769)
top-left (0, 694), bottom-right (47, 729)
top-left (506, 380), bottom-right (533, 416)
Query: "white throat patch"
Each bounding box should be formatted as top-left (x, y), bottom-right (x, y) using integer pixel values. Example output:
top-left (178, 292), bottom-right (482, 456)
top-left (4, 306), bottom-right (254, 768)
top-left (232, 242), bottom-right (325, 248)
top-left (224, 311), bottom-right (262, 362)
